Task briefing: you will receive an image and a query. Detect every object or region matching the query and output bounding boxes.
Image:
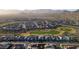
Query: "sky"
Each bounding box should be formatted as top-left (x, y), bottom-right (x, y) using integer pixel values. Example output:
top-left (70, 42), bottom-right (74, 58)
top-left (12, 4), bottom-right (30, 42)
top-left (0, 0), bottom-right (79, 10)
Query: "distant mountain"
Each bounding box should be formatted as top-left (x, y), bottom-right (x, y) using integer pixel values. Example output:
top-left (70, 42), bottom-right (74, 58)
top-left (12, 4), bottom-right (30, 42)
top-left (74, 9), bottom-right (79, 12)
top-left (0, 9), bottom-right (78, 22)
top-left (0, 10), bottom-right (21, 15)
top-left (23, 9), bottom-right (66, 13)
top-left (0, 9), bottom-right (69, 15)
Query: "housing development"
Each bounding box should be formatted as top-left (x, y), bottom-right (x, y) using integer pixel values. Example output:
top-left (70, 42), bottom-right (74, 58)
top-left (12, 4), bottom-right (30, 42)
top-left (0, 9), bottom-right (79, 49)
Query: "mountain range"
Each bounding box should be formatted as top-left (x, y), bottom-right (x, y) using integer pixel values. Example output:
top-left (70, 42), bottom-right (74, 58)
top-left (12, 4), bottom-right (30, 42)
top-left (0, 9), bottom-right (78, 22)
top-left (0, 9), bottom-right (74, 15)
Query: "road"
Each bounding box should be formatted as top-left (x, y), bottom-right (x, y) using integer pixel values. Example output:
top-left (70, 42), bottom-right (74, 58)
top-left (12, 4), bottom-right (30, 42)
top-left (0, 42), bottom-right (79, 46)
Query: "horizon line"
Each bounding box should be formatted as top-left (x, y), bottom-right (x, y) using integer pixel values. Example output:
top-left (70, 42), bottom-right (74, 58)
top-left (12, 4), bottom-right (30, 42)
top-left (0, 9), bottom-right (78, 11)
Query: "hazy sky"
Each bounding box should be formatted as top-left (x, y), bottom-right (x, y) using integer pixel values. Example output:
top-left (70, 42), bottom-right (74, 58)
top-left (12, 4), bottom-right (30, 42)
top-left (0, 0), bottom-right (79, 10)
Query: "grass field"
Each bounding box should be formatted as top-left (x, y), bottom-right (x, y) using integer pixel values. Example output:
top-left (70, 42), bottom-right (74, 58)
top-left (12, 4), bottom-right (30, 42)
top-left (57, 26), bottom-right (76, 34)
top-left (31, 29), bottom-right (60, 35)
top-left (20, 26), bottom-right (76, 36)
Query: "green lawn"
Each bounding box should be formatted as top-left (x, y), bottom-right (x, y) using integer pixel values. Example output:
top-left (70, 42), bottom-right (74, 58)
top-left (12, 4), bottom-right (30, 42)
top-left (31, 29), bottom-right (60, 35)
top-left (60, 27), bottom-right (71, 32)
